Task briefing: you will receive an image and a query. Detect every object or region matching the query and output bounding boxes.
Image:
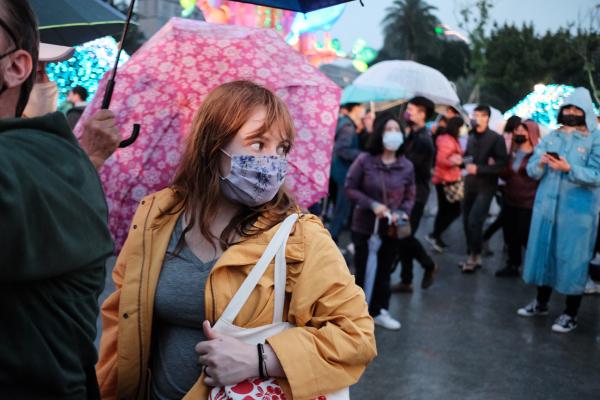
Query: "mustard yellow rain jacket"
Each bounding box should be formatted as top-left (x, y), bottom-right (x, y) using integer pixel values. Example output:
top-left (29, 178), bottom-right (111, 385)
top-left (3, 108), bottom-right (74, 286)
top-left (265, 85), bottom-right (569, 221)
top-left (96, 188), bottom-right (377, 400)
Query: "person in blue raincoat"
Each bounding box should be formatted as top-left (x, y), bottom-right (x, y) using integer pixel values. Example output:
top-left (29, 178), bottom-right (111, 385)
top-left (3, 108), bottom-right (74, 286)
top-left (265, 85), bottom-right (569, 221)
top-left (517, 87), bottom-right (600, 334)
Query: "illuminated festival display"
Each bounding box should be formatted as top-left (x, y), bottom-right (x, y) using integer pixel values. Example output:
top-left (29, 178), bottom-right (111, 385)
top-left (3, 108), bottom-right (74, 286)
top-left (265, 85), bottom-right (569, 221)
top-left (505, 84), bottom-right (599, 129)
top-left (46, 37), bottom-right (129, 105)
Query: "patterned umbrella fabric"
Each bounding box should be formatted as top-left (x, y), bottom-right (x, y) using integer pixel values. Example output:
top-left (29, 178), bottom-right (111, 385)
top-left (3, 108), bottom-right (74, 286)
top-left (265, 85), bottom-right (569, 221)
top-left (76, 17), bottom-right (341, 250)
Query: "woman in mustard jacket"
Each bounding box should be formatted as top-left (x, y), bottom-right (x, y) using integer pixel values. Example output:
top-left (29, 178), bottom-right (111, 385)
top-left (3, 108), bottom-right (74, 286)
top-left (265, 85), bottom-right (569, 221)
top-left (96, 80), bottom-right (376, 400)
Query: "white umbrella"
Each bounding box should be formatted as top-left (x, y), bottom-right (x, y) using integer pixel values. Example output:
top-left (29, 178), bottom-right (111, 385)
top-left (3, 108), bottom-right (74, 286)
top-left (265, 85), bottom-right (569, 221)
top-left (364, 219), bottom-right (381, 305)
top-left (341, 60), bottom-right (460, 106)
top-left (463, 103), bottom-right (506, 133)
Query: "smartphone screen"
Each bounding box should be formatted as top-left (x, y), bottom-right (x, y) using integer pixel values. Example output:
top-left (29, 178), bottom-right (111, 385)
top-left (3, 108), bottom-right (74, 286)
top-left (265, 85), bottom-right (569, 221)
top-left (546, 152), bottom-right (560, 160)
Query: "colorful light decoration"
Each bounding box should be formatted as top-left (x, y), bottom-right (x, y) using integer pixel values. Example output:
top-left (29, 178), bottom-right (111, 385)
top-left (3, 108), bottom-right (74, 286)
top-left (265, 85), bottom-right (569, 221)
top-left (351, 39), bottom-right (377, 72)
top-left (504, 84), bottom-right (599, 130)
top-left (46, 37), bottom-right (129, 106)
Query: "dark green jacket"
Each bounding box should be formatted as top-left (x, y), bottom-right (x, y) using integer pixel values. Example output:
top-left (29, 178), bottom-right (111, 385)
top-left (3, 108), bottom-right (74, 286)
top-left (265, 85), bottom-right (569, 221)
top-left (0, 112), bottom-right (113, 399)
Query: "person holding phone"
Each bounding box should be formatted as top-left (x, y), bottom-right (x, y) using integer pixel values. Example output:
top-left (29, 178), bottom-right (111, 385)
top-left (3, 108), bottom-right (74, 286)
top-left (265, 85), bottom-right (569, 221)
top-left (460, 105), bottom-right (508, 272)
top-left (518, 87), bottom-right (600, 333)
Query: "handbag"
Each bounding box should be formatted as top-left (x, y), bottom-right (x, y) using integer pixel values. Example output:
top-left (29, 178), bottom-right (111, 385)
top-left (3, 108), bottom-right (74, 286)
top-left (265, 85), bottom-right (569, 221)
top-left (378, 170), bottom-right (412, 240)
top-left (207, 214), bottom-right (350, 400)
top-left (443, 179), bottom-right (464, 203)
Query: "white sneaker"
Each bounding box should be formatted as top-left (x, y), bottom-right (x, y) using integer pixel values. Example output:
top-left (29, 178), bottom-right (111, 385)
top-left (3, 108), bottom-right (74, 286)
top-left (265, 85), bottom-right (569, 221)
top-left (517, 300), bottom-right (549, 317)
top-left (374, 311), bottom-right (401, 330)
top-left (584, 278), bottom-right (600, 295)
top-left (552, 314), bottom-right (578, 333)
top-left (590, 252), bottom-right (600, 265)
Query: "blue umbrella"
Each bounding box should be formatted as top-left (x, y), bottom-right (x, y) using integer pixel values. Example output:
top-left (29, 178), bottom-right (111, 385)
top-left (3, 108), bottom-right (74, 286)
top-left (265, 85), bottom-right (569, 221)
top-left (232, 0), bottom-right (362, 13)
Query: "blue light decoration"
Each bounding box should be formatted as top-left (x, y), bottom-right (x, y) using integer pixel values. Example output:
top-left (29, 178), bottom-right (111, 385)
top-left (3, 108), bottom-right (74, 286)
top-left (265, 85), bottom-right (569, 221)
top-left (46, 37), bottom-right (130, 106)
top-left (504, 84), bottom-right (599, 130)
top-left (286, 4), bottom-right (346, 45)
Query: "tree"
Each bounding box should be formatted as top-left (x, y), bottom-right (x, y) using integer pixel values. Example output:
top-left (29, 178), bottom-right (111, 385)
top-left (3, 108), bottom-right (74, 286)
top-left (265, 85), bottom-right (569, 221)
top-left (380, 0), bottom-right (441, 61)
top-left (574, 4), bottom-right (600, 105)
top-left (457, 0), bottom-right (493, 102)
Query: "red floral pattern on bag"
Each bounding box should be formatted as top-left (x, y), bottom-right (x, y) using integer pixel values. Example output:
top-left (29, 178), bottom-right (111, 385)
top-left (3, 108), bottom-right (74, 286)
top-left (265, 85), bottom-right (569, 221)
top-left (208, 378), bottom-right (329, 400)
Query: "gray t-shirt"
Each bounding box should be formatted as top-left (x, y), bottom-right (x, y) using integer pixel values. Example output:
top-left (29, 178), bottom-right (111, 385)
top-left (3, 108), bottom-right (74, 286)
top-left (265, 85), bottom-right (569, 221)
top-left (151, 216), bottom-right (217, 400)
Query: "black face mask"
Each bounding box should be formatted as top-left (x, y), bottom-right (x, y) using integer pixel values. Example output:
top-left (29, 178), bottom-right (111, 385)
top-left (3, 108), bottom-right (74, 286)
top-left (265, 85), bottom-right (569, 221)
top-left (561, 114), bottom-right (586, 127)
top-left (513, 135), bottom-right (528, 144)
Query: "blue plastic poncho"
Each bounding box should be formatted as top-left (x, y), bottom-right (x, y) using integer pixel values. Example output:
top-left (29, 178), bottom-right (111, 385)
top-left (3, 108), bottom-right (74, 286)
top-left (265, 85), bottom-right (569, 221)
top-left (523, 87), bottom-right (600, 295)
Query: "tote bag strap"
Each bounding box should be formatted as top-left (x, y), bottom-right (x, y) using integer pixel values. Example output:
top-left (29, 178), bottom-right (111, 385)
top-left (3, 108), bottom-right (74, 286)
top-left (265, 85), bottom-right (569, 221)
top-left (218, 213), bottom-right (298, 325)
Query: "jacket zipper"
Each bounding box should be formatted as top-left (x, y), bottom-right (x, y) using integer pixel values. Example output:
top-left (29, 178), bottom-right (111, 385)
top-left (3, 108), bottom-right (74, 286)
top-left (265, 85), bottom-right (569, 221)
top-left (135, 197), bottom-right (154, 399)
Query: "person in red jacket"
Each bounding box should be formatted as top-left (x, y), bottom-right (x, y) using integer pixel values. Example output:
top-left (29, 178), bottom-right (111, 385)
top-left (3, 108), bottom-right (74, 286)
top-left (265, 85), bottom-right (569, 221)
top-left (495, 120), bottom-right (540, 277)
top-left (427, 117), bottom-right (465, 252)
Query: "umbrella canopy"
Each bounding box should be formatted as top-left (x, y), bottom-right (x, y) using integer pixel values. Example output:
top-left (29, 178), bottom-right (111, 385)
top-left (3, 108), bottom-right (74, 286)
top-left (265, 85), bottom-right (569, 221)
top-left (231, 0), bottom-right (357, 13)
top-left (341, 60), bottom-right (459, 106)
top-left (31, 0), bottom-right (126, 47)
top-left (75, 18), bottom-right (341, 249)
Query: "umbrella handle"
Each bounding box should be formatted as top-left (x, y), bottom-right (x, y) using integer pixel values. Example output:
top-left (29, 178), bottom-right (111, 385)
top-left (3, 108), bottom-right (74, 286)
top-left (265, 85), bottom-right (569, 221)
top-left (101, 79), bottom-right (141, 148)
top-left (118, 123), bottom-right (140, 148)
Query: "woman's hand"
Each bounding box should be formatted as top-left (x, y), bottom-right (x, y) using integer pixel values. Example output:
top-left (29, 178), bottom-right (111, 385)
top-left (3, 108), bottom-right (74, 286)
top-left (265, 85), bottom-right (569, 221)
top-left (547, 156), bottom-right (571, 173)
top-left (372, 203), bottom-right (390, 218)
top-left (449, 154), bottom-right (463, 166)
top-left (539, 153), bottom-right (551, 167)
top-left (196, 321), bottom-right (258, 387)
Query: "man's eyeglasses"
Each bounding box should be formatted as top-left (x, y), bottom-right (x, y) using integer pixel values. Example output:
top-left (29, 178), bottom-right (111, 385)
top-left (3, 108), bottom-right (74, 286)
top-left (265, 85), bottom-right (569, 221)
top-left (0, 16), bottom-right (18, 60)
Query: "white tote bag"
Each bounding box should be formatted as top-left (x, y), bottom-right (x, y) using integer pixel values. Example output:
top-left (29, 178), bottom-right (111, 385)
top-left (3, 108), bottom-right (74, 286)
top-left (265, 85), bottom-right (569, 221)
top-left (208, 214), bottom-right (350, 400)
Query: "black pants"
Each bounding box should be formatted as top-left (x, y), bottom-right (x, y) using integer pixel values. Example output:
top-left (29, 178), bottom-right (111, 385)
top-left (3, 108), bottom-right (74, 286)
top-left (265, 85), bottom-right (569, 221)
top-left (432, 184), bottom-right (462, 240)
top-left (399, 200), bottom-right (435, 284)
top-left (353, 231), bottom-right (400, 316)
top-left (504, 205), bottom-right (533, 268)
top-left (483, 189), bottom-right (506, 242)
top-left (537, 286), bottom-right (583, 317)
top-left (463, 189), bottom-right (495, 255)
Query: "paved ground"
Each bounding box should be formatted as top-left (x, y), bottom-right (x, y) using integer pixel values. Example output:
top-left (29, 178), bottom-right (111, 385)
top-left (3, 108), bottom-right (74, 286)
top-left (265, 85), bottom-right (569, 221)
top-left (97, 209), bottom-right (600, 400)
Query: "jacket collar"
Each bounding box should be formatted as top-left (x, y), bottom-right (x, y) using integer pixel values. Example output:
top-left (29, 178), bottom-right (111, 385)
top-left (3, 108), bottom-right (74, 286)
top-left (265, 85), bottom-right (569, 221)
top-left (0, 112), bottom-right (77, 146)
top-left (146, 188), bottom-right (306, 263)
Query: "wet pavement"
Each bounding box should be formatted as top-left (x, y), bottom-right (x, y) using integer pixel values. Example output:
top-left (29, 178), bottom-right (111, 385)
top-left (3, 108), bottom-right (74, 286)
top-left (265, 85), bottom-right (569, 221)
top-left (348, 210), bottom-right (600, 400)
top-left (97, 209), bottom-right (600, 400)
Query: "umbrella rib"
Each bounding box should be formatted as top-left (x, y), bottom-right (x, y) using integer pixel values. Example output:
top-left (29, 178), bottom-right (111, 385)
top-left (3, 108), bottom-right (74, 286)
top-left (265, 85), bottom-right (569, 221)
top-left (39, 21), bottom-right (127, 30)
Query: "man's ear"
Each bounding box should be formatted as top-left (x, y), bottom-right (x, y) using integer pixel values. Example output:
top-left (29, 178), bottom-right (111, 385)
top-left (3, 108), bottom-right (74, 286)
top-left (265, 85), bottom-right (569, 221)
top-left (3, 49), bottom-right (33, 89)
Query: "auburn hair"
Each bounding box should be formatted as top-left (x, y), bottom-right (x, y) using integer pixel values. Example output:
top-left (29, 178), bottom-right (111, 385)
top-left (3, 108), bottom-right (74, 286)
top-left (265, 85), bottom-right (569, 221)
top-left (171, 80), bottom-right (297, 250)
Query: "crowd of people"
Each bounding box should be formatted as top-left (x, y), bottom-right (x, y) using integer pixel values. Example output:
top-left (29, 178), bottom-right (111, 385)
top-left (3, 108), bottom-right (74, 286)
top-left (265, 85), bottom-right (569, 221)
top-left (325, 90), bottom-right (600, 334)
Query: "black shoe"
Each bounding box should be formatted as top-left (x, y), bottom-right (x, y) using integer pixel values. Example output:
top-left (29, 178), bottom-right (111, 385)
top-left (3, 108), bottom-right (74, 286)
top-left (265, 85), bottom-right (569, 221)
top-left (495, 266), bottom-right (520, 278)
top-left (421, 264), bottom-right (438, 289)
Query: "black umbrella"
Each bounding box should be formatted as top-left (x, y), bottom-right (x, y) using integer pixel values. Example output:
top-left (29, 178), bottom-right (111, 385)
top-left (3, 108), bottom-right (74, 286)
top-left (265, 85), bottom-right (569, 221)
top-left (31, 0), bottom-right (126, 47)
top-left (230, 0), bottom-right (362, 13)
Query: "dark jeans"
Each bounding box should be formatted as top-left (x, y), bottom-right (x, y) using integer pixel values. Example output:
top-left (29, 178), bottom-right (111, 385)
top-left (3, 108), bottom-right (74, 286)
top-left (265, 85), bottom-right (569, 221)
top-left (504, 205), bottom-right (533, 268)
top-left (329, 180), bottom-right (351, 242)
top-left (399, 200), bottom-right (435, 284)
top-left (462, 189), bottom-right (495, 255)
top-left (353, 231), bottom-right (399, 316)
top-left (483, 189), bottom-right (506, 242)
top-left (537, 286), bottom-right (583, 317)
top-left (432, 184), bottom-right (462, 240)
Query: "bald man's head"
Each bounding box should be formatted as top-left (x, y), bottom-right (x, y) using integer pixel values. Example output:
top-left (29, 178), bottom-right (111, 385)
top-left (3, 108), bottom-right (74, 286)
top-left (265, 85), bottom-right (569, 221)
top-left (0, 0), bottom-right (39, 118)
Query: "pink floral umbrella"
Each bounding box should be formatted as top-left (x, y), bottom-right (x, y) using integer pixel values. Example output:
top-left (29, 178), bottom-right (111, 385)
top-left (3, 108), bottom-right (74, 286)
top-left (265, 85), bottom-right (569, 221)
top-left (75, 17), bottom-right (340, 250)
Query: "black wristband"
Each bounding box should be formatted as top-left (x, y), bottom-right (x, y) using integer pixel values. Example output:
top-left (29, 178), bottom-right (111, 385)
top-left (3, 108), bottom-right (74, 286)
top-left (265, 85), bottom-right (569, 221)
top-left (257, 343), bottom-right (266, 379)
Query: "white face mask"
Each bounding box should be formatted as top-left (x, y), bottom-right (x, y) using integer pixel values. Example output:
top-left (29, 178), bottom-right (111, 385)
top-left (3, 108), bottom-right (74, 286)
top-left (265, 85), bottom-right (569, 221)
top-left (23, 81), bottom-right (58, 117)
top-left (383, 131), bottom-right (404, 151)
